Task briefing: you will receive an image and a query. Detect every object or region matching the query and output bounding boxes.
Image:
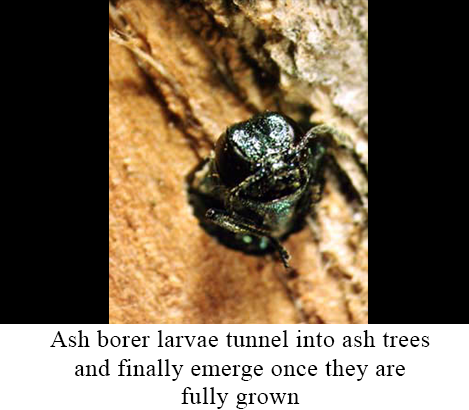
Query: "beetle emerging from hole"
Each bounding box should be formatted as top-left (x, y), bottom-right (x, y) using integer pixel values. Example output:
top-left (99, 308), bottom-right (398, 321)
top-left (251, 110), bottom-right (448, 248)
top-left (188, 112), bottom-right (356, 269)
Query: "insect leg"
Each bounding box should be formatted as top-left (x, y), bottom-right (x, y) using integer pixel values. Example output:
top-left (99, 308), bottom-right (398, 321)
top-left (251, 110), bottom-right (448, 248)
top-left (224, 164), bottom-right (271, 212)
top-left (297, 124), bottom-right (368, 212)
top-left (296, 124), bottom-right (354, 152)
top-left (205, 208), bottom-right (290, 268)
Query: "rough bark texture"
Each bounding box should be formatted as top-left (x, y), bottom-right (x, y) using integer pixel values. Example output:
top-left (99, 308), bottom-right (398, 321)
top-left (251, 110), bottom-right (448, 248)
top-left (109, 0), bottom-right (368, 323)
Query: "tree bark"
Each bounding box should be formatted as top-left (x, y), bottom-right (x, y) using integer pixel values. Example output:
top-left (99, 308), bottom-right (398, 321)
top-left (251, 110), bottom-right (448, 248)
top-left (109, 0), bottom-right (368, 323)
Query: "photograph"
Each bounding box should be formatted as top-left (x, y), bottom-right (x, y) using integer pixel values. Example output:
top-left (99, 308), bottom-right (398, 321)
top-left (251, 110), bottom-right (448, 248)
top-left (109, 0), bottom-right (368, 323)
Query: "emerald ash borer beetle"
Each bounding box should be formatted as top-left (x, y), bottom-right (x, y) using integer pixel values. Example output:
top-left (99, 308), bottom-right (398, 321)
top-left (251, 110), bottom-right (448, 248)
top-left (188, 112), bottom-right (351, 268)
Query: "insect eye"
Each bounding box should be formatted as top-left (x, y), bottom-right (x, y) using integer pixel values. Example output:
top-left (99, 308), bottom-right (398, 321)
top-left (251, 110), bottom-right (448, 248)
top-left (214, 113), bottom-right (304, 188)
top-left (214, 132), bottom-right (254, 188)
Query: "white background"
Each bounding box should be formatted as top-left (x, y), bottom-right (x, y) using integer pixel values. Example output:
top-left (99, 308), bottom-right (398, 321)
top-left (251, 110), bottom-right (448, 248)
top-left (0, 325), bottom-right (467, 409)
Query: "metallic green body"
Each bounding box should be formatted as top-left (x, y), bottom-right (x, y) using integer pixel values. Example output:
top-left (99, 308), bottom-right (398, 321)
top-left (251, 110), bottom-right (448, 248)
top-left (188, 112), bottom-right (326, 264)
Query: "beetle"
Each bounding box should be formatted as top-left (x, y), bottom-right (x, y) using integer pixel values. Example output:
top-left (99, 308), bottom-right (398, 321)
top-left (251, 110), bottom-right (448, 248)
top-left (188, 112), bottom-right (354, 268)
